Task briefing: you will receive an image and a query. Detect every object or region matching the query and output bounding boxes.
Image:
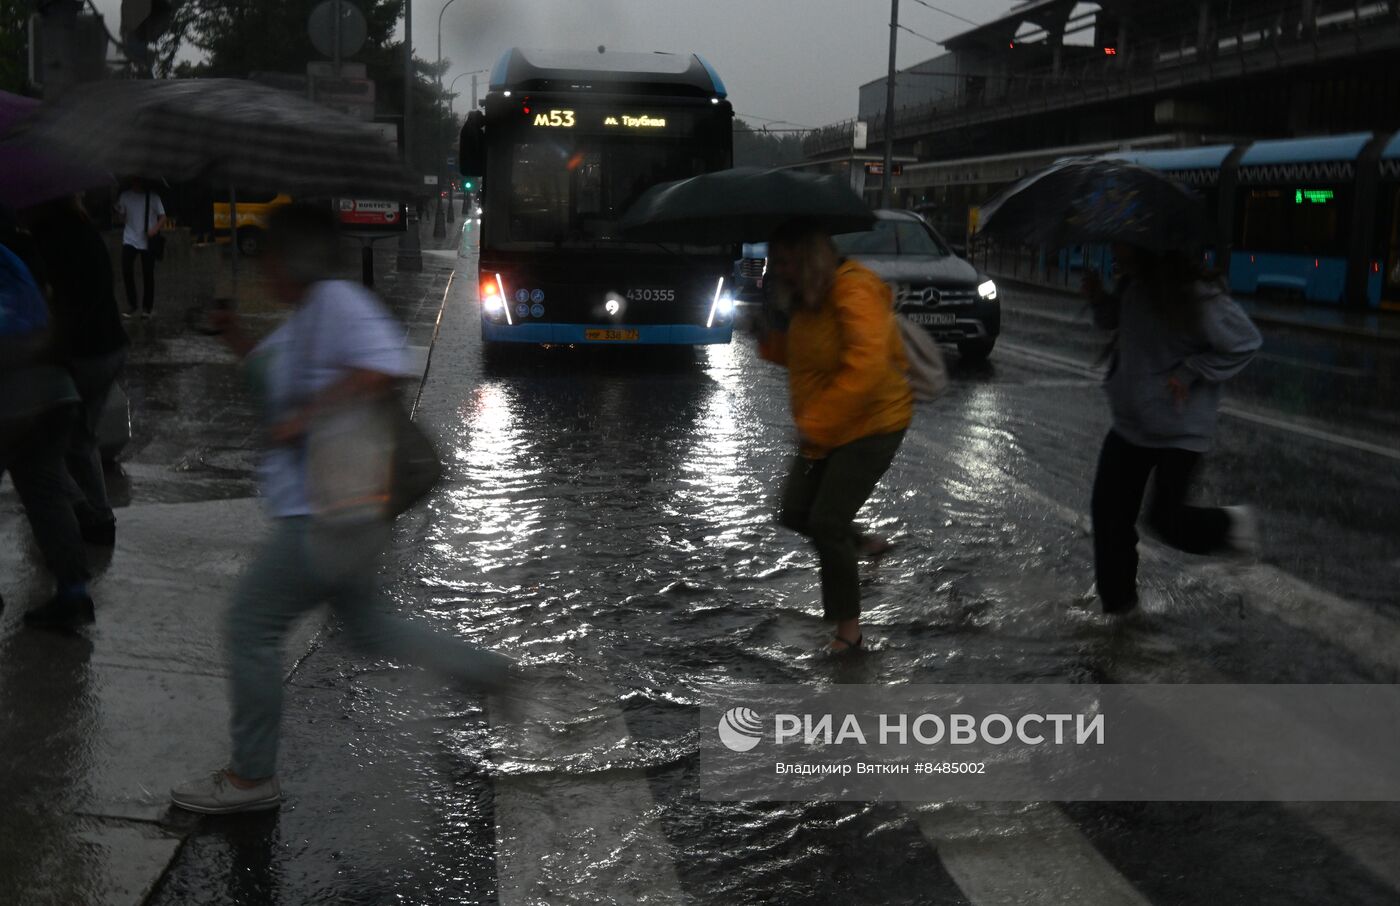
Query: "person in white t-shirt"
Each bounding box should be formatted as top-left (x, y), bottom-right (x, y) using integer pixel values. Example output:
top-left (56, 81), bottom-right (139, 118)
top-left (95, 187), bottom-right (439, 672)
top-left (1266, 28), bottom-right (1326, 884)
top-left (114, 177), bottom-right (166, 319)
top-left (169, 203), bottom-right (515, 815)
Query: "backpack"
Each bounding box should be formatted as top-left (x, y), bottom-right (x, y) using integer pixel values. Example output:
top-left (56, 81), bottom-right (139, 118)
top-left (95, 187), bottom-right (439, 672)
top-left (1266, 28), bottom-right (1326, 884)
top-left (895, 314), bottom-right (949, 402)
top-left (0, 244), bottom-right (48, 338)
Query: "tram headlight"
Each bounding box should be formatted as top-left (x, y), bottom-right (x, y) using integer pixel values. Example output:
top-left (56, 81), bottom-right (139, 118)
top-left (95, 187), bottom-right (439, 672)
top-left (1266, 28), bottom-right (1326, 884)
top-left (716, 294), bottom-right (736, 320)
top-left (977, 279), bottom-right (998, 301)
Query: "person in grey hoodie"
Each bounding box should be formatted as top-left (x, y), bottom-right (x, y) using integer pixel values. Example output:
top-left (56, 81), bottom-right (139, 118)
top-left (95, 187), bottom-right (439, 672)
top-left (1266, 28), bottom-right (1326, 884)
top-left (1083, 244), bottom-right (1262, 614)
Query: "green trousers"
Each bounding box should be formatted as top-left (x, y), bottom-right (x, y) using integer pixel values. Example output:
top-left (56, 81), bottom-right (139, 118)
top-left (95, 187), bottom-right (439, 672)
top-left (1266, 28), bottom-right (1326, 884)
top-left (778, 429), bottom-right (905, 621)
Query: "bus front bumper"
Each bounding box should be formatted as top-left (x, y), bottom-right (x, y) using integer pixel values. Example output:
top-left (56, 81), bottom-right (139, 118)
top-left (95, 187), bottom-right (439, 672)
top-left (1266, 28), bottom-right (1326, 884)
top-left (482, 320), bottom-right (734, 345)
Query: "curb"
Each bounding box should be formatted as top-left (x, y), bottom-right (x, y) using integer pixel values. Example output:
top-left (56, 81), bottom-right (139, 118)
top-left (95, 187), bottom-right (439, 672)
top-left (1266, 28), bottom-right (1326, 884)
top-left (992, 275), bottom-right (1400, 343)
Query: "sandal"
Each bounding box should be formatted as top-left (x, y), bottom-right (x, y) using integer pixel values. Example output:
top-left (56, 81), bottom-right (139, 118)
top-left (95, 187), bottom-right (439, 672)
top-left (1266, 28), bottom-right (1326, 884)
top-left (829, 633), bottom-right (864, 654)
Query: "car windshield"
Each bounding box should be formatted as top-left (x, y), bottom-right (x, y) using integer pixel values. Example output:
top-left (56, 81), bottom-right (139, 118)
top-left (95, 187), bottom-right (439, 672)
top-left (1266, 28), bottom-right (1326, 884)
top-left (833, 219), bottom-right (950, 257)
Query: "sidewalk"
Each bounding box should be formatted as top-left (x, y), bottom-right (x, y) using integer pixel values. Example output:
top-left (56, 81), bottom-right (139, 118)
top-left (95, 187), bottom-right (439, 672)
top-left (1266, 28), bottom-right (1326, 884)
top-left (0, 241), bottom-right (454, 906)
top-left (990, 274), bottom-right (1400, 343)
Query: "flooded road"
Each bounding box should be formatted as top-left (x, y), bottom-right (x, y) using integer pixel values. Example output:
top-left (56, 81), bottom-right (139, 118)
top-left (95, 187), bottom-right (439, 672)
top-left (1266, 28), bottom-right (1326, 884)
top-left (149, 255), bottom-right (1400, 905)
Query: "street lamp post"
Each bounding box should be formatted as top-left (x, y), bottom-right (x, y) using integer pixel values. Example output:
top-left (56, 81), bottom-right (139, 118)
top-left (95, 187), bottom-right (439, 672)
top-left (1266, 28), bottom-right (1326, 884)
top-left (437, 0), bottom-right (458, 91)
top-left (397, 0), bottom-right (423, 271)
top-left (447, 68), bottom-right (487, 107)
top-left (882, 0), bottom-right (899, 208)
top-left (432, 0), bottom-right (460, 239)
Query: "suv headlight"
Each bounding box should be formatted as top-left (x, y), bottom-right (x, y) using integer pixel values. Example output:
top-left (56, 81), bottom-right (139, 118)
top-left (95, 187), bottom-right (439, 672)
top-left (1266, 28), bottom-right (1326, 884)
top-left (977, 279), bottom-right (998, 301)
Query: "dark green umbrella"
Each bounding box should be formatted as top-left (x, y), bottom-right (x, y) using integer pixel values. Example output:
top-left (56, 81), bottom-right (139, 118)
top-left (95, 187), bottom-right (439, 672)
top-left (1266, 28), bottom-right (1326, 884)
top-left (978, 158), bottom-right (1209, 252)
top-left (620, 167), bottom-right (874, 244)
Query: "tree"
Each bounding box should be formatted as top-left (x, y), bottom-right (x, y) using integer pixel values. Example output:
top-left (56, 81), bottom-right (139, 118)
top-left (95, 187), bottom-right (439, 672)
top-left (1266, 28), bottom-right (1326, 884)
top-left (157, 1), bottom-right (456, 177)
top-left (0, 0), bottom-right (32, 95)
top-left (161, 0), bottom-right (404, 81)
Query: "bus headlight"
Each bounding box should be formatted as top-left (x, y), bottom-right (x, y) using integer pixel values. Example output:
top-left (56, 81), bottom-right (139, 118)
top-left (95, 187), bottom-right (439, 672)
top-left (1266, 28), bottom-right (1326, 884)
top-left (706, 277), bottom-right (729, 328)
top-left (482, 274), bottom-right (512, 324)
top-left (716, 294), bottom-right (735, 320)
top-left (977, 279), bottom-right (998, 301)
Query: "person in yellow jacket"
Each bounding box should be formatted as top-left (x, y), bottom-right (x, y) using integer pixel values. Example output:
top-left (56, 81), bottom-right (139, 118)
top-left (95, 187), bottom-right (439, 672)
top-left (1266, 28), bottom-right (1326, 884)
top-left (756, 220), bottom-right (913, 653)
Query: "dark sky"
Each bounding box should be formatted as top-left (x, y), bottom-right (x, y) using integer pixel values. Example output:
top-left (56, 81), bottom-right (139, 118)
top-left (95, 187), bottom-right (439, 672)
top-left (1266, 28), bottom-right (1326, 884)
top-left (93, 0), bottom-right (1018, 128)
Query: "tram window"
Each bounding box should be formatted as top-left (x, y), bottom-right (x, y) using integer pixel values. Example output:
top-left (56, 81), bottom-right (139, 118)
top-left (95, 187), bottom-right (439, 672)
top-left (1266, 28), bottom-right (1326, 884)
top-left (1239, 187), bottom-right (1348, 256)
top-left (1386, 188), bottom-right (1400, 295)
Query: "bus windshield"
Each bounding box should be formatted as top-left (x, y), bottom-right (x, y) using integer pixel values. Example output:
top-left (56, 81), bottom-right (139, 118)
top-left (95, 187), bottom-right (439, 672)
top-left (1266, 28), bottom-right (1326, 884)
top-left (506, 137), bottom-right (720, 247)
top-left (484, 101), bottom-right (731, 251)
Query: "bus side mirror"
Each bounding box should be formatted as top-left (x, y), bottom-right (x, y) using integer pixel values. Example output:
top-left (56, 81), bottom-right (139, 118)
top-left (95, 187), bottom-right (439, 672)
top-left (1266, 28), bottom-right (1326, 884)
top-left (459, 110), bottom-right (486, 178)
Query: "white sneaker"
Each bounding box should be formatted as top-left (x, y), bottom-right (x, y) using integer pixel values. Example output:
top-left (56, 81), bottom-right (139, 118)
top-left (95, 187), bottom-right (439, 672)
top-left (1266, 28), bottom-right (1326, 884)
top-left (170, 770), bottom-right (282, 814)
top-left (1222, 505), bottom-right (1260, 557)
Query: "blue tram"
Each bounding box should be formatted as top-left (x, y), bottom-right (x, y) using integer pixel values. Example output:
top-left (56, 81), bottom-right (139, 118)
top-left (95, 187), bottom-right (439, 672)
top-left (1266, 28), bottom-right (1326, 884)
top-left (1107, 132), bottom-right (1400, 310)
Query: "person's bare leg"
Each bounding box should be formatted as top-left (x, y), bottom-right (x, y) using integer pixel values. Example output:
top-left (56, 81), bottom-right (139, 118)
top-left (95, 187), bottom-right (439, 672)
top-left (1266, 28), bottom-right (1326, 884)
top-left (856, 532), bottom-right (893, 559)
top-left (829, 617), bottom-right (862, 651)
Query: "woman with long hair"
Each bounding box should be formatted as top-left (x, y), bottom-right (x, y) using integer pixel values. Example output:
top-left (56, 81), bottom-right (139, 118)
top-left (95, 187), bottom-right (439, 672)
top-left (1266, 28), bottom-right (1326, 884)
top-left (1083, 244), bottom-right (1262, 614)
top-left (757, 220), bottom-right (913, 652)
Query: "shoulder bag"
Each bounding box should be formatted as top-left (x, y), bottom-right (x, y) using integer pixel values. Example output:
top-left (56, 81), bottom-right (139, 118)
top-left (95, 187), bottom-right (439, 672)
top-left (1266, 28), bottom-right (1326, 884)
top-left (145, 191), bottom-right (166, 262)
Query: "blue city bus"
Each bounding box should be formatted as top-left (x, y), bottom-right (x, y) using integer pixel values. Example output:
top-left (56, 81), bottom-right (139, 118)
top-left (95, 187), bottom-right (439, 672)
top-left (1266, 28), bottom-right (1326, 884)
top-left (458, 48), bottom-right (737, 347)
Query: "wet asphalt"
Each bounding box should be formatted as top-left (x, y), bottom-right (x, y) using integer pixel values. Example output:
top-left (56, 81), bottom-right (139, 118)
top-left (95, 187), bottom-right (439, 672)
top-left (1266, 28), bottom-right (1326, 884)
top-left (0, 223), bottom-right (1385, 904)
top-left (135, 233), bottom-right (1400, 905)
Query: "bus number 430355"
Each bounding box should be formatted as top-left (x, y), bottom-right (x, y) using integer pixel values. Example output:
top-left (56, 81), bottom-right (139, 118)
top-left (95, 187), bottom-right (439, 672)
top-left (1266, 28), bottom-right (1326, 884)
top-left (625, 288), bottom-right (675, 302)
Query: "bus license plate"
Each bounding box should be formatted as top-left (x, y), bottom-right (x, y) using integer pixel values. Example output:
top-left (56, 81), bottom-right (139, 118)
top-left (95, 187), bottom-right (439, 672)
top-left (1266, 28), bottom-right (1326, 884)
top-left (585, 328), bottom-right (640, 341)
top-left (907, 312), bottom-right (956, 326)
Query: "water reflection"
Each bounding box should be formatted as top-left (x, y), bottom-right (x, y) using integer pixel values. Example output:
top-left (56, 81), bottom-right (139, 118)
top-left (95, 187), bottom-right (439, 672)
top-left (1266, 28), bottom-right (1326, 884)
top-left (0, 631), bottom-right (96, 904)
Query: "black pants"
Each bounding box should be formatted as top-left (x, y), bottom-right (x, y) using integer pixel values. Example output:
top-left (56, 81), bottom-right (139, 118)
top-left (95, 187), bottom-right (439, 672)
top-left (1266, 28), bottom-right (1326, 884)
top-left (779, 429), bottom-right (905, 621)
top-left (1090, 430), bottom-right (1231, 612)
top-left (121, 244), bottom-right (155, 313)
top-left (0, 406), bottom-right (90, 590)
top-left (65, 348), bottom-right (127, 524)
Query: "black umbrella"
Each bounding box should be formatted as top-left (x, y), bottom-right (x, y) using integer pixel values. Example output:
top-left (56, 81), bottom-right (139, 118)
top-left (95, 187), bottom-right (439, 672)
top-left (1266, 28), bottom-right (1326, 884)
top-left (10, 78), bottom-right (415, 294)
top-left (620, 167), bottom-right (874, 244)
top-left (977, 158), bottom-right (1209, 252)
top-left (13, 78), bottom-right (412, 199)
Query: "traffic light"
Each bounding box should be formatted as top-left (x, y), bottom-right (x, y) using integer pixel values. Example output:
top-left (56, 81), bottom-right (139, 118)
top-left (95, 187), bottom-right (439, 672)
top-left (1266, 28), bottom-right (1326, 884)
top-left (463, 179), bottom-right (474, 191)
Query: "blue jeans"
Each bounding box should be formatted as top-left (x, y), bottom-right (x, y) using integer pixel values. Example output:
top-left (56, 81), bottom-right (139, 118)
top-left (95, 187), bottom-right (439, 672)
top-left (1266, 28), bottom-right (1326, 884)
top-left (228, 518), bottom-right (512, 778)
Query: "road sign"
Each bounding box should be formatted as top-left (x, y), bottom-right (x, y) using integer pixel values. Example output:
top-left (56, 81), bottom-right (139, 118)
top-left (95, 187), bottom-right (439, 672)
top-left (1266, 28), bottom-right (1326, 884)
top-left (308, 0), bottom-right (368, 59)
top-left (338, 198), bottom-right (403, 229)
top-left (423, 175), bottom-right (439, 185)
top-left (308, 73), bottom-right (375, 121)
